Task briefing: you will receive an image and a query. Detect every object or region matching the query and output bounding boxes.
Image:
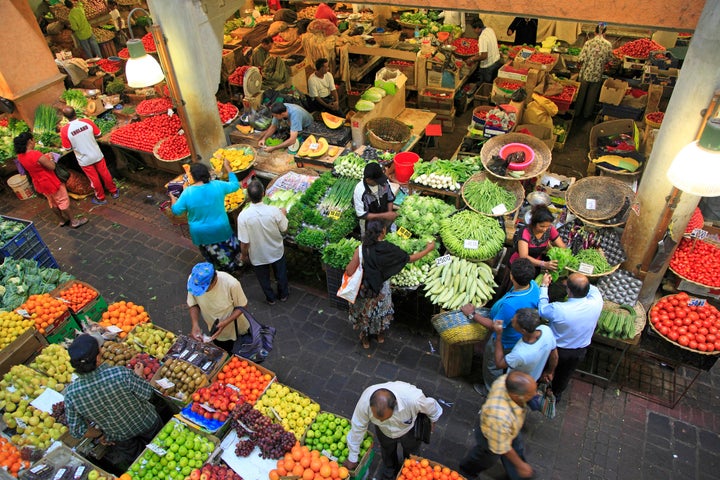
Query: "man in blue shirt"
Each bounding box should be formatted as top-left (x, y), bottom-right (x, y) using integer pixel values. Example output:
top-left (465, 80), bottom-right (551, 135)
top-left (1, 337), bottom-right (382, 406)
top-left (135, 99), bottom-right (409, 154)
top-left (461, 258), bottom-right (539, 394)
top-left (538, 272), bottom-right (603, 402)
top-left (258, 102), bottom-right (313, 153)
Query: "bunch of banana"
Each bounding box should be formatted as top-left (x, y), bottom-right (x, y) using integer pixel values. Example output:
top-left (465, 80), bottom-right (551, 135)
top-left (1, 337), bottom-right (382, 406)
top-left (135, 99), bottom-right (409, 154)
top-left (424, 256), bottom-right (497, 310)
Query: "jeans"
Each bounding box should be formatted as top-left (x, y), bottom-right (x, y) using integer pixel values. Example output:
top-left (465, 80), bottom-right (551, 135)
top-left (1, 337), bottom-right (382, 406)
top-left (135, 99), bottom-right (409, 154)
top-left (460, 419), bottom-right (529, 480)
top-left (78, 36), bottom-right (102, 59)
top-left (552, 346), bottom-right (587, 399)
top-left (375, 425), bottom-right (421, 480)
top-left (474, 60), bottom-right (502, 84)
top-left (253, 255), bottom-right (289, 302)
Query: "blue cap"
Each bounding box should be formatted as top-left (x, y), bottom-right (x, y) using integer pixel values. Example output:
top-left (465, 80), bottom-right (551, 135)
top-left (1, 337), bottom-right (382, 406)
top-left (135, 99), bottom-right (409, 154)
top-left (187, 262), bottom-right (215, 296)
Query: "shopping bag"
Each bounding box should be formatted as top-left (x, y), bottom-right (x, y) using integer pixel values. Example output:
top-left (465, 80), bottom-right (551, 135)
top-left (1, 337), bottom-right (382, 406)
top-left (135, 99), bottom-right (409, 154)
top-left (337, 247), bottom-right (363, 303)
top-left (232, 306), bottom-right (276, 363)
top-left (536, 382), bottom-right (556, 419)
top-left (413, 413), bottom-right (432, 444)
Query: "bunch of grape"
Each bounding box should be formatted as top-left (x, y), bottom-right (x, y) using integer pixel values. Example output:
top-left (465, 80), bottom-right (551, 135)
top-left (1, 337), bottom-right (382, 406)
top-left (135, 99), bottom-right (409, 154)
top-left (235, 439), bottom-right (255, 457)
top-left (230, 403), bottom-right (296, 459)
top-left (51, 401), bottom-right (67, 426)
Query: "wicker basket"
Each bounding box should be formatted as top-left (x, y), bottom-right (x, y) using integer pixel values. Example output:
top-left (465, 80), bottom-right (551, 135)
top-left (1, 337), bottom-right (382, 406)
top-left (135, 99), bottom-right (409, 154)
top-left (565, 176), bottom-right (634, 221)
top-left (365, 117), bottom-right (411, 152)
top-left (648, 294), bottom-right (720, 355)
top-left (461, 172), bottom-right (524, 217)
top-left (480, 133), bottom-right (552, 181)
top-left (596, 300), bottom-right (646, 345)
top-left (153, 136), bottom-right (190, 163)
top-left (566, 262), bottom-right (621, 279)
top-left (372, 31), bottom-right (401, 47)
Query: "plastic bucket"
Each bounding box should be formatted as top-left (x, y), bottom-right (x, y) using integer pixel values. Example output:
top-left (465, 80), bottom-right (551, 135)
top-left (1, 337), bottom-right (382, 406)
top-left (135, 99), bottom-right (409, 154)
top-left (393, 152), bottom-right (420, 183)
top-left (7, 174), bottom-right (34, 200)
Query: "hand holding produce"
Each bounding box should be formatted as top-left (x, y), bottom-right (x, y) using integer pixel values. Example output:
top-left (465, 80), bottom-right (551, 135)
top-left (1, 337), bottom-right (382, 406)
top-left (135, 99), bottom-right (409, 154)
top-left (649, 291), bottom-right (720, 353)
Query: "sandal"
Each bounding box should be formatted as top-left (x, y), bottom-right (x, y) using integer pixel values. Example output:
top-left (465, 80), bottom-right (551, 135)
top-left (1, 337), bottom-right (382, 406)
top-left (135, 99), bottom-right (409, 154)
top-left (377, 332), bottom-right (385, 344)
top-left (70, 218), bottom-right (89, 229)
top-left (59, 220), bottom-right (70, 227)
top-left (361, 335), bottom-right (370, 349)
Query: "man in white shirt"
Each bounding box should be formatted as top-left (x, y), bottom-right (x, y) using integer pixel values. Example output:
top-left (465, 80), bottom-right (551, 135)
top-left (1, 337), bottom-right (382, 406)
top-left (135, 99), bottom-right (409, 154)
top-left (538, 273), bottom-right (603, 402)
top-left (344, 381), bottom-right (442, 480)
top-left (307, 57), bottom-right (343, 117)
top-left (237, 180), bottom-right (289, 305)
top-left (468, 18), bottom-right (501, 84)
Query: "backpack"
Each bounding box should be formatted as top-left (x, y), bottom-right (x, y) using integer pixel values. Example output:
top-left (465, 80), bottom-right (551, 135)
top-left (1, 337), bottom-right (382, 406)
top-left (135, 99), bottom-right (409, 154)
top-left (232, 306), bottom-right (276, 363)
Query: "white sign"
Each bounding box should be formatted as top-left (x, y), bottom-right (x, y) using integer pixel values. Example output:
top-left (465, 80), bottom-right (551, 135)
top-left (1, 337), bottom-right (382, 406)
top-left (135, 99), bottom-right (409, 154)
top-left (463, 239), bottom-right (479, 250)
top-left (491, 203), bottom-right (508, 215)
top-left (691, 228), bottom-right (708, 240)
top-left (105, 325), bottom-right (123, 334)
top-left (435, 254), bottom-right (452, 266)
top-left (586, 199), bottom-right (596, 210)
top-left (155, 378), bottom-right (175, 389)
top-left (146, 443), bottom-right (167, 456)
top-left (578, 262), bottom-right (595, 274)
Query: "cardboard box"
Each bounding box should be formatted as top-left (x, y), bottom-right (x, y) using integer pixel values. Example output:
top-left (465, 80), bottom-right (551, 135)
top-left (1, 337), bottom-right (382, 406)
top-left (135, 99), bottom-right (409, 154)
top-left (498, 64), bottom-right (529, 82)
top-left (514, 50), bottom-right (559, 72)
top-left (426, 68), bottom-right (461, 89)
top-left (0, 328), bottom-right (48, 376)
top-left (642, 66), bottom-right (680, 87)
top-left (418, 87), bottom-right (455, 114)
top-left (599, 78), bottom-right (629, 106)
top-left (515, 124), bottom-right (556, 151)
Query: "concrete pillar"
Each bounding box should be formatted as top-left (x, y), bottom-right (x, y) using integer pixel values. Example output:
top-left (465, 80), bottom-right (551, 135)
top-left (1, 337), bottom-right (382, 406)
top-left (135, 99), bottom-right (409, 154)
top-left (622, 0), bottom-right (720, 306)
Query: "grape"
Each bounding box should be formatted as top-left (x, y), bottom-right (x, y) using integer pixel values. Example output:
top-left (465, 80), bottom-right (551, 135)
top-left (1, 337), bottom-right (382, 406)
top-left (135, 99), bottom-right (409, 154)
top-left (229, 403), bottom-right (296, 459)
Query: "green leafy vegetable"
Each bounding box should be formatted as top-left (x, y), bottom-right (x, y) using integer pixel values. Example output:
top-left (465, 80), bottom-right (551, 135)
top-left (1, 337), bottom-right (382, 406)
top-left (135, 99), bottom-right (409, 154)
top-left (322, 238), bottom-right (360, 269)
top-left (395, 194), bottom-right (455, 238)
top-left (547, 247), bottom-right (574, 282)
top-left (61, 89), bottom-right (88, 111)
top-left (0, 257), bottom-right (74, 310)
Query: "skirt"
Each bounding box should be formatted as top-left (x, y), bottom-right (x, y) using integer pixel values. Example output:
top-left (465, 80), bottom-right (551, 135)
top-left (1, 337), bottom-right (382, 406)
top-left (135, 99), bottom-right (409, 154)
top-left (199, 236), bottom-right (242, 272)
top-left (349, 281), bottom-right (394, 336)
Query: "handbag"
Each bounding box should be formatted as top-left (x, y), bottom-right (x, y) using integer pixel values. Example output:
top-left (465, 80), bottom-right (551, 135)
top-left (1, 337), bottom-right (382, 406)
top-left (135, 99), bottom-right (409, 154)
top-left (536, 382), bottom-right (556, 419)
top-left (54, 163), bottom-right (71, 183)
top-left (337, 246), bottom-right (363, 303)
top-left (232, 306), bottom-right (276, 363)
top-left (413, 413), bottom-right (432, 444)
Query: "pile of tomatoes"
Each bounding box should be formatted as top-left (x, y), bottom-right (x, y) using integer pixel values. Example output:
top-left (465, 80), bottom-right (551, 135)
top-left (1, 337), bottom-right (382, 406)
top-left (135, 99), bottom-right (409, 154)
top-left (649, 292), bottom-right (720, 353)
top-left (669, 237), bottom-right (720, 287)
top-left (528, 52), bottom-right (557, 65)
top-left (452, 38), bottom-right (478, 56)
top-left (613, 38), bottom-right (665, 58)
top-left (136, 97), bottom-right (174, 116)
top-left (110, 113), bottom-right (181, 152)
top-left (217, 101), bottom-right (238, 124)
top-left (156, 134), bottom-right (190, 160)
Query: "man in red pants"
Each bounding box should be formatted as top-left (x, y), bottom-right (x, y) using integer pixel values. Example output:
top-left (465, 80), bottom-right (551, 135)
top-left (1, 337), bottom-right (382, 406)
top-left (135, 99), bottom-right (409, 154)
top-left (60, 107), bottom-right (119, 205)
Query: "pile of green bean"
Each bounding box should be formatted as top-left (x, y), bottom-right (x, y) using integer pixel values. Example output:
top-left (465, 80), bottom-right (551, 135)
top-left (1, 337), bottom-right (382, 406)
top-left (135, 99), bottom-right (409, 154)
top-left (569, 248), bottom-right (611, 273)
top-left (463, 179), bottom-right (516, 214)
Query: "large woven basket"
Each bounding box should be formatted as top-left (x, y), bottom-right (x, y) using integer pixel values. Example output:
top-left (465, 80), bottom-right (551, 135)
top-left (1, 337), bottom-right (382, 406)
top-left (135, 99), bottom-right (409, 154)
top-left (648, 294), bottom-right (720, 355)
top-left (594, 300), bottom-right (646, 346)
top-left (365, 117), bottom-right (411, 152)
top-left (566, 176), bottom-right (634, 221)
top-left (372, 31), bottom-right (401, 47)
top-left (480, 133), bottom-right (552, 181)
top-left (431, 309), bottom-right (489, 345)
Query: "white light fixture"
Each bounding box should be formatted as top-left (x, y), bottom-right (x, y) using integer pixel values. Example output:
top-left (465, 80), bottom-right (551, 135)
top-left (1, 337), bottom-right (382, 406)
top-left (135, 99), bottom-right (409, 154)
top-left (667, 118), bottom-right (720, 197)
top-left (124, 9), bottom-right (164, 88)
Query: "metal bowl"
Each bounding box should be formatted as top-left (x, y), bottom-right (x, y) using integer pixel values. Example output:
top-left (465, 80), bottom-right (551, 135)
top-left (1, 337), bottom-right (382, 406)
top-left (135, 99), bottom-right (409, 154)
top-left (526, 191), bottom-right (551, 207)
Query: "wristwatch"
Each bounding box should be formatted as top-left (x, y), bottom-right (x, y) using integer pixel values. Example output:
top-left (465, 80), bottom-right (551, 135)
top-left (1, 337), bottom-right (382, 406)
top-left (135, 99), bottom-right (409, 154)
top-left (466, 312), bottom-right (475, 320)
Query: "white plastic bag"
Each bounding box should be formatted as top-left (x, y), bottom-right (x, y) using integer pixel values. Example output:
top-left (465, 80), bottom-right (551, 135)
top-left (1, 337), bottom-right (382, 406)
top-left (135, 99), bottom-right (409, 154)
top-left (337, 247), bottom-right (363, 303)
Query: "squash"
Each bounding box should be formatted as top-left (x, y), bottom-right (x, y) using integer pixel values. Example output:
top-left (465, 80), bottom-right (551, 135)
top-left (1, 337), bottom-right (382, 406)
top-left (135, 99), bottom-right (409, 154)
top-left (235, 124), bottom-right (253, 134)
top-left (307, 138), bottom-right (329, 158)
top-left (321, 112), bottom-right (344, 129)
top-left (297, 135), bottom-right (316, 157)
top-left (327, 146), bottom-right (339, 157)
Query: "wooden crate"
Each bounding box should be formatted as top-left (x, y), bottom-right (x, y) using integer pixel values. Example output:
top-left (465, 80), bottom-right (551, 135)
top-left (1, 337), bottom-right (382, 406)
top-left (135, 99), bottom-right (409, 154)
top-left (439, 337), bottom-right (481, 378)
top-left (0, 328), bottom-right (48, 376)
top-left (419, 87), bottom-right (455, 114)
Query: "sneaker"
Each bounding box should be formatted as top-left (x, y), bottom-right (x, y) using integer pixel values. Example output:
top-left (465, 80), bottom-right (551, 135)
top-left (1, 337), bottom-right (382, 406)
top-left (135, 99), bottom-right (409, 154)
top-left (91, 197), bottom-right (107, 205)
top-left (279, 296), bottom-right (289, 302)
top-left (111, 191), bottom-right (120, 199)
top-left (473, 383), bottom-right (488, 396)
top-left (266, 299), bottom-right (276, 306)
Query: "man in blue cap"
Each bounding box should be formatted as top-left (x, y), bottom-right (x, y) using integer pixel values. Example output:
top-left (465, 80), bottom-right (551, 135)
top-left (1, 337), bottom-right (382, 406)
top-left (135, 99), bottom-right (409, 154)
top-left (187, 262), bottom-right (250, 353)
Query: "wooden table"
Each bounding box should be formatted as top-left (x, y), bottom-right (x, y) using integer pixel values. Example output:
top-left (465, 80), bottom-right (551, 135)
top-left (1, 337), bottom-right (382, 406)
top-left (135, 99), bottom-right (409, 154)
top-left (394, 108), bottom-right (436, 152)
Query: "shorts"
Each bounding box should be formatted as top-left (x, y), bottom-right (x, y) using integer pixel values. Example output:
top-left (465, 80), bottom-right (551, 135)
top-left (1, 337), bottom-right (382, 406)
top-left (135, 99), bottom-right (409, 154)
top-left (44, 184), bottom-right (70, 210)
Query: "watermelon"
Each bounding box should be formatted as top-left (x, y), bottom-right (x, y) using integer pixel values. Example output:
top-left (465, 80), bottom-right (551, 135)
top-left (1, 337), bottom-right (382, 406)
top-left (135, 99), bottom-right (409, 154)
top-left (355, 100), bottom-right (375, 111)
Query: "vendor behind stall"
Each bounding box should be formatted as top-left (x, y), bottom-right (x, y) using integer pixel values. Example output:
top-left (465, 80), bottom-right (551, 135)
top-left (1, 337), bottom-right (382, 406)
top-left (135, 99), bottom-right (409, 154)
top-left (251, 37), bottom-right (273, 67)
top-left (353, 163), bottom-right (397, 236)
top-left (258, 102), bottom-right (313, 153)
top-left (308, 58), bottom-right (344, 117)
top-left (509, 206), bottom-right (566, 270)
top-left (507, 17), bottom-right (538, 46)
top-left (575, 22), bottom-right (614, 119)
top-left (468, 18), bottom-right (501, 84)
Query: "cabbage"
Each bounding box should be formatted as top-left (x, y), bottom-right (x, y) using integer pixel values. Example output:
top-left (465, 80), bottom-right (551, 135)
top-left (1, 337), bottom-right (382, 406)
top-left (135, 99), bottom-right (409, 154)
top-left (361, 90), bottom-right (383, 103)
top-left (355, 100), bottom-right (375, 111)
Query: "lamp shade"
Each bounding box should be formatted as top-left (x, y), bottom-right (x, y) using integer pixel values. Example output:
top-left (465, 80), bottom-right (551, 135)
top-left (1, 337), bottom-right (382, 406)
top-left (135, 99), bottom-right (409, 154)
top-left (125, 38), bottom-right (164, 88)
top-left (667, 118), bottom-right (720, 197)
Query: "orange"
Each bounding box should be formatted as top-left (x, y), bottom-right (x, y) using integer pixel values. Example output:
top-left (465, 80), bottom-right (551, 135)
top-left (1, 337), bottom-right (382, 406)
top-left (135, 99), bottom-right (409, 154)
top-left (420, 459), bottom-right (430, 468)
top-left (292, 464), bottom-right (305, 476)
top-left (310, 459), bottom-right (322, 472)
top-left (269, 470), bottom-right (280, 480)
top-left (338, 466), bottom-right (349, 479)
top-left (302, 469), bottom-right (315, 480)
top-left (319, 464), bottom-right (332, 478)
top-left (300, 456), bottom-right (311, 468)
top-left (283, 458), bottom-right (295, 472)
top-left (319, 456), bottom-right (329, 465)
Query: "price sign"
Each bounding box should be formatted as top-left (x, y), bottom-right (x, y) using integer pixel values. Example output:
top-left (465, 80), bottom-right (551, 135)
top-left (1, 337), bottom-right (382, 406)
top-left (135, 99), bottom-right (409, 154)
top-left (179, 349), bottom-right (191, 359)
top-left (435, 254), bottom-right (452, 266)
top-left (691, 228), bottom-right (708, 240)
top-left (586, 199), bottom-right (597, 210)
top-left (688, 298), bottom-right (706, 307)
top-left (491, 203), bottom-right (508, 215)
top-left (187, 353), bottom-right (199, 363)
top-left (463, 239), bottom-right (479, 250)
top-left (396, 226), bottom-right (412, 239)
top-left (167, 108), bottom-right (174, 116)
top-left (146, 443), bottom-right (167, 456)
top-left (201, 403), bottom-right (216, 412)
top-left (15, 418), bottom-right (27, 429)
top-left (155, 378), bottom-right (175, 389)
top-left (15, 309), bottom-right (30, 318)
top-left (201, 360), bottom-right (213, 372)
top-left (310, 143), bottom-right (319, 151)
top-left (578, 262), bottom-right (595, 274)
top-left (321, 450), bottom-right (338, 462)
top-left (328, 209), bottom-right (342, 220)
top-left (105, 325), bottom-right (123, 334)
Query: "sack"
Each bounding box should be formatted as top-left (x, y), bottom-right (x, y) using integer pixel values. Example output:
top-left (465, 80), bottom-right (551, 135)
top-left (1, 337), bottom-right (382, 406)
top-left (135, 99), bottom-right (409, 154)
top-left (522, 93), bottom-right (557, 130)
top-left (232, 306), bottom-right (276, 363)
top-left (337, 247), bottom-right (363, 303)
top-left (54, 164), bottom-right (71, 183)
top-left (536, 382), bottom-right (556, 419)
top-left (413, 413), bottom-right (432, 444)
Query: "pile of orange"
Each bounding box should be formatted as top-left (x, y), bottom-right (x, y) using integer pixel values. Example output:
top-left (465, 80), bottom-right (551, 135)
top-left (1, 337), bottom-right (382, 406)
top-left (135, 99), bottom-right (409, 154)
top-left (216, 356), bottom-right (273, 404)
top-left (399, 458), bottom-right (462, 480)
top-left (0, 436), bottom-right (30, 477)
top-left (58, 281), bottom-right (98, 311)
top-left (269, 444), bottom-right (349, 480)
top-left (18, 293), bottom-right (68, 335)
top-left (99, 301), bottom-right (150, 339)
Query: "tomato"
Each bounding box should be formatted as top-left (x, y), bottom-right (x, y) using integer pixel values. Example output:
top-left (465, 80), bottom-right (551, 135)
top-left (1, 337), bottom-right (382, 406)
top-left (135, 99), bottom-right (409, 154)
top-left (677, 326), bottom-right (688, 335)
top-left (659, 326), bottom-right (669, 335)
top-left (696, 334), bottom-right (706, 343)
top-left (707, 334), bottom-right (717, 343)
top-left (689, 340), bottom-right (698, 350)
top-left (674, 318), bottom-right (683, 326)
top-left (678, 335), bottom-right (690, 346)
top-left (668, 331), bottom-right (679, 341)
top-left (699, 327), bottom-right (709, 336)
top-left (688, 324), bottom-right (698, 334)
top-left (697, 343), bottom-right (708, 352)
top-left (706, 343), bottom-right (715, 352)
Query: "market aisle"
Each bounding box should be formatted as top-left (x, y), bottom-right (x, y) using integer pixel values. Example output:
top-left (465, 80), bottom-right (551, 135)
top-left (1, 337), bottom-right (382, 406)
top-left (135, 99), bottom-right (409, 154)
top-left (1, 181), bottom-right (720, 480)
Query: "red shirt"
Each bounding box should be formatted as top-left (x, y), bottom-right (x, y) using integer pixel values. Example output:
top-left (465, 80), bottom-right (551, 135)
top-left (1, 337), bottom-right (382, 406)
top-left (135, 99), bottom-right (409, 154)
top-left (17, 150), bottom-right (61, 195)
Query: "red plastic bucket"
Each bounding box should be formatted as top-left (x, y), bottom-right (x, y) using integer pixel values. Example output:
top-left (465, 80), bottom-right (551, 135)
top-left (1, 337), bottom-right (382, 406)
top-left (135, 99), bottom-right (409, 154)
top-left (393, 152), bottom-right (420, 183)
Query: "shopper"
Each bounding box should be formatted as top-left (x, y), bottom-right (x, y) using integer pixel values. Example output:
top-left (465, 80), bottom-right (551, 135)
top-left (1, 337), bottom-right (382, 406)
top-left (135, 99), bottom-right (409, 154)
top-left (538, 272), bottom-right (603, 402)
top-left (459, 372), bottom-right (537, 480)
top-left (575, 22), bottom-right (615, 119)
top-left (344, 381), bottom-right (443, 480)
top-left (65, 0), bottom-right (102, 59)
top-left (258, 102), bottom-right (313, 153)
top-left (65, 334), bottom-right (162, 472)
top-left (353, 162), bottom-right (396, 237)
top-left (237, 179), bottom-right (289, 305)
top-left (251, 37), bottom-right (273, 67)
top-left (507, 17), bottom-right (538, 46)
top-left (308, 58), bottom-right (343, 117)
top-left (60, 107), bottom-right (119, 205)
top-left (468, 18), bottom-right (501, 83)
top-left (170, 161), bottom-right (242, 272)
top-left (186, 262), bottom-right (250, 353)
top-left (14, 132), bottom-right (88, 228)
top-left (344, 220), bottom-right (435, 348)
top-left (461, 258), bottom-right (539, 394)
top-left (509, 205), bottom-right (567, 270)
top-left (491, 308), bottom-right (558, 384)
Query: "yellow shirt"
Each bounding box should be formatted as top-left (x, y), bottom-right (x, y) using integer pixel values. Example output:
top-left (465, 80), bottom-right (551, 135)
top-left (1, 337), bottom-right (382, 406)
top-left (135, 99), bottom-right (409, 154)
top-left (186, 272), bottom-right (248, 341)
top-left (480, 374), bottom-right (527, 454)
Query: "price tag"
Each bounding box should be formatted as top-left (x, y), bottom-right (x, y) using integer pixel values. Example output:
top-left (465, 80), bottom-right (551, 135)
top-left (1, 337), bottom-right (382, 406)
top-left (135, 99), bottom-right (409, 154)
top-left (53, 468), bottom-right (69, 480)
top-left (201, 360), bottom-right (213, 372)
top-left (491, 203), bottom-right (508, 215)
top-left (578, 262), bottom-right (595, 274)
top-left (179, 349), bottom-right (191, 359)
top-left (167, 108), bottom-right (174, 116)
top-left (146, 443), bottom-right (167, 456)
top-left (309, 143), bottom-right (319, 150)
top-left (201, 403), bottom-right (216, 412)
top-left (328, 209), bottom-right (342, 220)
top-left (396, 226), bottom-right (412, 239)
top-left (73, 465), bottom-right (86, 480)
top-left (187, 353), bottom-right (199, 363)
top-left (688, 298), bottom-right (706, 307)
top-left (15, 309), bottom-right (30, 318)
top-left (586, 199), bottom-right (597, 210)
top-left (155, 378), bottom-right (175, 389)
top-left (435, 254), bottom-right (452, 266)
top-left (269, 407), bottom-right (282, 420)
top-left (321, 450), bottom-right (338, 462)
top-left (15, 418), bottom-right (27, 429)
top-left (227, 384), bottom-right (241, 392)
top-left (105, 325), bottom-right (123, 334)
top-left (691, 228), bottom-right (708, 240)
top-left (463, 239), bottom-right (479, 250)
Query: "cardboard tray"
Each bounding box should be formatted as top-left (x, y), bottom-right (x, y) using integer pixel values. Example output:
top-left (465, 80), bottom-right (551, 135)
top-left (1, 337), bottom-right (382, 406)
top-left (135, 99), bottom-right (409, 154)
top-left (150, 358), bottom-right (210, 408)
top-left (162, 334), bottom-right (229, 379)
top-left (22, 444), bottom-right (116, 480)
top-left (212, 355), bottom-right (277, 398)
top-left (0, 328), bottom-right (48, 377)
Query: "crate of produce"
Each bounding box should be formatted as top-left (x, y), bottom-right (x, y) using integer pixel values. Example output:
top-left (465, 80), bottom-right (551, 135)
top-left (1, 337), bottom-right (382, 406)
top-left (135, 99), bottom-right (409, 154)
top-left (213, 355), bottom-right (275, 405)
top-left (17, 293), bottom-right (72, 337)
top-left (0, 216), bottom-right (58, 268)
top-left (178, 381), bottom-right (243, 435)
top-left (151, 357), bottom-right (210, 408)
top-left (623, 55), bottom-right (647, 69)
top-left (535, 172), bottom-right (576, 205)
top-left (419, 87), bottom-right (455, 114)
top-left (545, 84), bottom-right (578, 113)
top-left (0, 328), bottom-right (47, 377)
top-left (23, 444), bottom-right (116, 480)
top-left (385, 59), bottom-right (415, 86)
top-left (254, 382), bottom-right (320, 441)
top-left (52, 280), bottom-right (107, 325)
top-left (302, 411), bottom-right (374, 475)
top-left (125, 322), bottom-right (177, 358)
top-left (45, 314), bottom-right (81, 345)
top-left (401, 455), bottom-right (467, 480)
top-left (649, 50), bottom-right (680, 69)
top-left (162, 334), bottom-right (228, 379)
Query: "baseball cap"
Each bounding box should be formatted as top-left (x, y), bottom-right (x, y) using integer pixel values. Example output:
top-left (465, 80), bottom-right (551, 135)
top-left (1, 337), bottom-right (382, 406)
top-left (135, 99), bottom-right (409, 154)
top-left (364, 162), bottom-right (387, 184)
top-left (187, 262), bottom-right (215, 296)
top-left (68, 334), bottom-right (101, 365)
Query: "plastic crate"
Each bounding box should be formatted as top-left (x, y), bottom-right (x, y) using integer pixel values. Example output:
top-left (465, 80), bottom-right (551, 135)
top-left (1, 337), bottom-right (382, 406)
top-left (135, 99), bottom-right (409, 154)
top-left (324, 264), bottom-right (349, 310)
top-left (419, 87), bottom-right (455, 114)
top-left (0, 216), bottom-right (58, 268)
top-left (600, 103), bottom-right (644, 121)
top-left (45, 314), bottom-right (81, 345)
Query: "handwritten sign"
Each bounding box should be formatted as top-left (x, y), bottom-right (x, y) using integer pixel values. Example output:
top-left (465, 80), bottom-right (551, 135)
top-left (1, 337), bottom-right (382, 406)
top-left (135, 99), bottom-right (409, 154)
top-left (396, 226), bottom-right (412, 239)
top-left (435, 254), bottom-right (452, 266)
top-left (688, 298), bottom-right (706, 307)
top-left (578, 262), bottom-right (595, 274)
top-left (463, 239), bottom-right (479, 250)
top-left (491, 204), bottom-right (508, 215)
top-left (328, 209), bottom-right (342, 220)
top-left (105, 325), bottom-right (123, 334)
top-left (586, 199), bottom-right (597, 210)
top-left (691, 228), bottom-right (708, 240)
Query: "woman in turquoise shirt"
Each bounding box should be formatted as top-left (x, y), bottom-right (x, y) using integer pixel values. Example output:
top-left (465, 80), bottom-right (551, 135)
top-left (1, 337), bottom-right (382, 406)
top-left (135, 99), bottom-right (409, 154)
top-left (170, 159), bottom-right (241, 272)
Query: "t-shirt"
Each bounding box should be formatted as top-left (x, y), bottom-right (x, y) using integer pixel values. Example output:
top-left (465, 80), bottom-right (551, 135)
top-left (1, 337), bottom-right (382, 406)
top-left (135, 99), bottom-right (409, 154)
top-left (171, 173), bottom-right (239, 246)
top-left (17, 150), bottom-right (60, 195)
top-left (308, 72), bottom-right (336, 99)
top-left (68, 6), bottom-right (93, 40)
top-left (353, 180), bottom-right (395, 219)
top-left (237, 202), bottom-right (288, 265)
top-left (509, 224), bottom-right (560, 264)
top-left (489, 281), bottom-right (540, 349)
top-left (271, 103), bottom-right (313, 132)
top-left (505, 325), bottom-right (556, 380)
top-left (60, 119), bottom-right (102, 167)
top-left (478, 27), bottom-right (500, 68)
top-left (187, 271), bottom-right (249, 341)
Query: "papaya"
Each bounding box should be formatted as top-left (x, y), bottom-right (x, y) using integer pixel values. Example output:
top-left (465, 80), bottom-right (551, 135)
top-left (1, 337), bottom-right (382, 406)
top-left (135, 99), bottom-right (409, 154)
top-left (328, 146), bottom-right (339, 156)
top-left (307, 138), bottom-right (329, 158)
top-left (321, 112), bottom-right (344, 129)
top-left (297, 135), bottom-right (316, 157)
top-left (236, 124), bottom-right (253, 134)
